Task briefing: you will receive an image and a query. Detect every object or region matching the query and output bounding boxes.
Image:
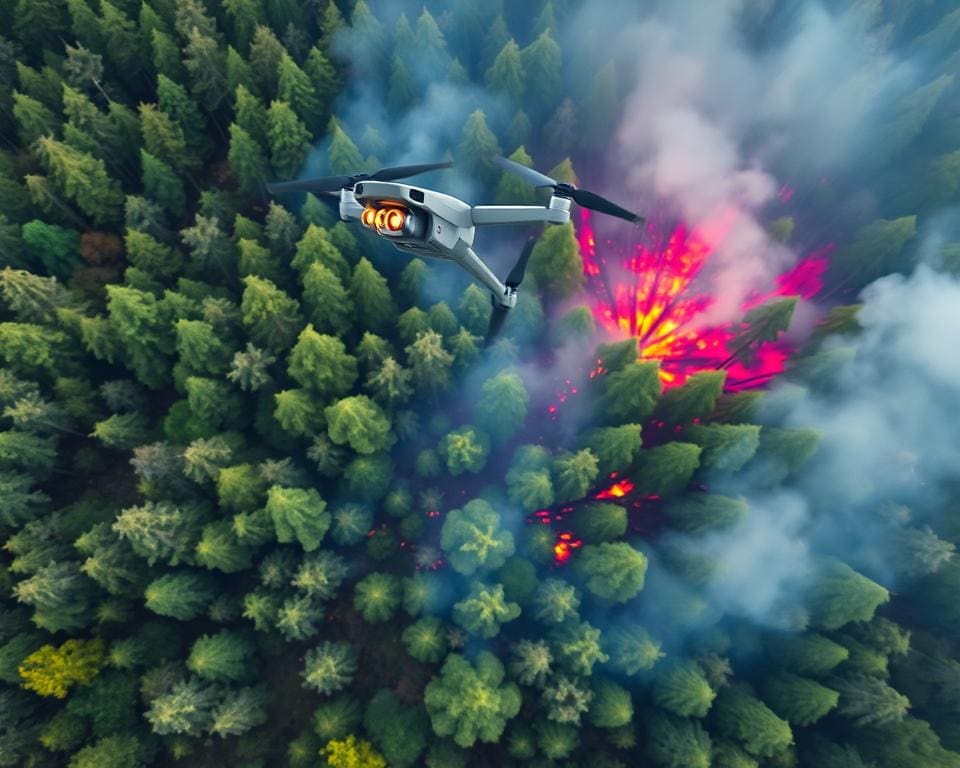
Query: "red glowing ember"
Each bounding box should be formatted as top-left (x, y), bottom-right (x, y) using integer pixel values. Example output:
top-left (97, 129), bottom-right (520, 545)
top-left (596, 478), bottom-right (636, 499)
top-left (577, 209), bottom-right (828, 390)
top-left (553, 532), bottom-right (582, 565)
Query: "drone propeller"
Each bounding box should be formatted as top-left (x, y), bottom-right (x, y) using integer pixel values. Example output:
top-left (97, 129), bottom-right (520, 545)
top-left (493, 156), bottom-right (644, 225)
top-left (486, 237), bottom-right (537, 345)
top-left (266, 161), bottom-right (453, 195)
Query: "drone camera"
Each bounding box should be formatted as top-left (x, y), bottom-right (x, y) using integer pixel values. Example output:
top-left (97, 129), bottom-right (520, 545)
top-left (361, 203), bottom-right (427, 239)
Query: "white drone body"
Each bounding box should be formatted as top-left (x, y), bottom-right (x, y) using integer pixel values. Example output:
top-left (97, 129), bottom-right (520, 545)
top-left (267, 158), bottom-right (641, 341)
top-left (341, 181), bottom-right (571, 309)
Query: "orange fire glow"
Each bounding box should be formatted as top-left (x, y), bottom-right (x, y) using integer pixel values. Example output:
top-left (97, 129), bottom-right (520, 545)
top-left (553, 532), bottom-right (582, 565)
top-left (577, 209), bottom-right (828, 390)
top-left (596, 478), bottom-right (636, 499)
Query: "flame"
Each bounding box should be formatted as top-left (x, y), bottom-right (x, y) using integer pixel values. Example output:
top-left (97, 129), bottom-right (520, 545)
top-left (576, 209), bottom-right (828, 390)
top-left (596, 478), bottom-right (635, 499)
top-left (553, 532), bottom-right (582, 565)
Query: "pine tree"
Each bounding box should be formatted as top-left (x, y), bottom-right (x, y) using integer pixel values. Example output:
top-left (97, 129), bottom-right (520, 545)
top-left (644, 712), bottom-right (712, 768)
top-left (267, 100), bottom-right (310, 178)
top-left (145, 677), bottom-right (220, 735)
top-left (302, 641), bottom-right (356, 694)
top-left (187, 630), bottom-right (254, 682)
top-left (762, 671), bottom-right (838, 726)
top-left (520, 30), bottom-right (561, 120)
top-left (228, 123), bottom-right (270, 198)
top-left (354, 572), bottom-right (401, 623)
top-left (184, 29), bottom-right (228, 111)
top-left (458, 110), bottom-right (501, 186)
top-left (714, 685), bottom-right (793, 758)
top-left (240, 275), bottom-right (302, 353)
top-left (529, 222), bottom-right (583, 300)
top-left (485, 40), bottom-right (525, 104)
top-left (278, 52), bottom-right (322, 133)
top-left (144, 570), bottom-right (217, 620)
top-left (210, 686), bottom-right (268, 737)
top-left (349, 257), bottom-right (397, 333)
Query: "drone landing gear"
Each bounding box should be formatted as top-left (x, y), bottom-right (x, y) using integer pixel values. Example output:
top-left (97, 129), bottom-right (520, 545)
top-left (485, 237), bottom-right (536, 346)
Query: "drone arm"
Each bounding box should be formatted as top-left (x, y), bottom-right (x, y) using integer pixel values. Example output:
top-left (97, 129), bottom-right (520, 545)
top-left (338, 188), bottom-right (364, 222)
top-left (451, 241), bottom-right (515, 308)
top-left (471, 196), bottom-right (572, 226)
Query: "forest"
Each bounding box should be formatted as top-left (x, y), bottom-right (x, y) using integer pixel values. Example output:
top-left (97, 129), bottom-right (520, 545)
top-left (1, 0), bottom-right (960, 766)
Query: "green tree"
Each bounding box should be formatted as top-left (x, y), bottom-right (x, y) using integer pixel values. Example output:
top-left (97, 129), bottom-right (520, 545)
top-left (303, 261), bottom-right (351, 335)
top-left (405, 330), bottom-right (454, 394)
top-left (633, 442), bottom-right (702, 498)
top-left (808, 561), bottom-right (889, 631)
top-left (91, 412), bottom-right (151, 450)
top-left (439, 426), bottom-right (490, 475)
top-left (645, 712), bottom-right (712, 768)
top-left (424, 652), bottom-right (521, 748)
top-left (666, 493), bottom-right (749, 534)
top-left (532, 578), bottom-right (581, 624)
top-left (457, 109), bottom-right (501, 185)
top-left (13, 91), bottom-right (58, 147)
top-left (145, 677), bottom-right (219, 735)
top-left (762, 671), bottom-right (838, 726)
top-left (363, 689), bottom-right (429, 768)
top-left (440, 499), bottom-right (515, 575)
top-left (228, 123), bottom-right (270, 198)
top-left (184, 29), bottom-right (228, 110)
top-left (509, 639), bottom-right (553, 688)
top-left (241, 275), bottom-right (302, 353)
top-left (325, 395), bottom-right (394, 454)
top-left (37, 137), bottom-right (123, 225)
top-left (475, 371), bottom-right (528, 442)
top-left (604, 623), bottom-right (664, 675)
top-left (529, 222), bottom-right (583, 300)
top-left (402, 617), bottom-right (448, 663)
top-left (268, 100), bottom-right (310, 178)
top-left (210, 686), bottom-right (268, 737)
top-left (187, 631), bottom-right (254, 682)
top-left (652, 660), bottom-right (716, 718)
top-left (350, 257), bottom-right (397, 334)
top-left (550, 620), bottom-right (609, 676)
top-left (292, 224), bottom-right (349, 282)
top-left (141, 150), bottom-right (186, 218)
top-left (583, 424), bottom-right (643, 476)
top-left (485, 40), bottom-right (525, 103)
top-left (543, 675), bottom-right (592, 724)
top-left (288, 325), bottom-right (358, 398)
top-left (453, 582), bottom-right (520, 638)
top-left (21, 220), bottom-right (81, 280)
top-left (144, 570), bottom-right (217, 620)
top-left (714, 685), bottom-right (793, 758)
top-left (588, 677), bottom-right (633, 728)
top-left (366, 357), bottom-right (413, 407)
top-left (353, 572), bottom-right (401, 623)
top-left (278, 52), bottom-right (322, 132)
top-left (14, 560), bottom-right (96, 632)
top-left (266, 485), bottom-right (330, 551)
top-left (832, 673), bottom-right (910, 726)
top-left (572, 542), bottom-right (647, 603)
top-left (553, 449), bottom-right (600, 503)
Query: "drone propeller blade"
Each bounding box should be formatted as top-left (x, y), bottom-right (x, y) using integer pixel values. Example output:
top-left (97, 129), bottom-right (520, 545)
top-left (493, 156), bottom-right (557, 188)
top-left (569, 188), bottom-right (644, 224)
top-left (485, 304), bottom-right (510, 346)
top-left (506, 237), bottom-right (536, 288)
top-left (370, 161), bottom-right (453, 181)
top-left (266, 176), bottom-right (354, 195)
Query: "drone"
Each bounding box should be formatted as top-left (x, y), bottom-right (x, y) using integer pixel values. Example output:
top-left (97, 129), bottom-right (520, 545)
top-left (266, 156), bottom-right (643, 341)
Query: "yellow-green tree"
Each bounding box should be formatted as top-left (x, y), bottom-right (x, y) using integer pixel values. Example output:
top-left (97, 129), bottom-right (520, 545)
top-left (19, 638), bottom-right (106, 699)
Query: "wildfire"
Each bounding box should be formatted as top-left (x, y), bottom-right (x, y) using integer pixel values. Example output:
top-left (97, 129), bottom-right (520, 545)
top-left (596, 475), bottom-right (635, 499)
top-left (576, 209), bottom-right (828, 390)
top-left (553, 532), bottom-right (582, 565)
